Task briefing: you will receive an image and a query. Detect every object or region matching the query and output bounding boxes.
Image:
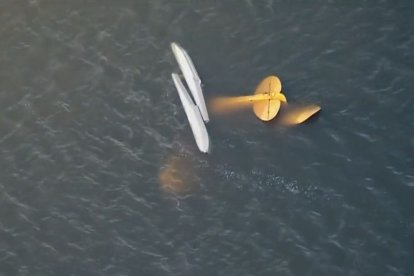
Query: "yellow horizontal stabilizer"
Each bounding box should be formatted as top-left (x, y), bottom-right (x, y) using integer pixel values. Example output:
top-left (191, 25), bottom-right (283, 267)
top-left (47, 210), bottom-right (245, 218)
top-left (253, 76), bottom-right (285, 121)
top-left (253, 99), bottom-right (281, 121)
top-left (209, 76), bottom-right (289, 121)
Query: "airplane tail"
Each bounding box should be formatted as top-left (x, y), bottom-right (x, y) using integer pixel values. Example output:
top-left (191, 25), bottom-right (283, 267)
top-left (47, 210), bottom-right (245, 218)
top-left (209, 94), bottom-right (271, 115)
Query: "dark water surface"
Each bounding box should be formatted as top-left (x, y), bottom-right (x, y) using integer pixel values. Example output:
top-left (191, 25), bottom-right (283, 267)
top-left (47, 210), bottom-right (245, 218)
top-left (1, 1), bottom-right (414, 275)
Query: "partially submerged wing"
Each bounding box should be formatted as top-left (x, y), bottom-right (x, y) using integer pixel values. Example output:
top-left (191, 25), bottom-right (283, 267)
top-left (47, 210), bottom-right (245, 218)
top-left (172, 73), bottom-right (210, 153)
top-left (279, 104), bottom-right (321, 125)
top-left (171, 42), bottom-right (209, 122)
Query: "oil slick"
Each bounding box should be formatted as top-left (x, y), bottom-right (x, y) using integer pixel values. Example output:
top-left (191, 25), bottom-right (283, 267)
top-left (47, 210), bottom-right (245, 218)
top-left (209, 75), bottom-right (320, 124)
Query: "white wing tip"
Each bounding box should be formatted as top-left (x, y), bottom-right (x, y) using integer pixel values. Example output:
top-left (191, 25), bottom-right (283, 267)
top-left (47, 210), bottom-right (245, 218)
top-left (170, 42), bottom-right (180, 51)
top-left (198, 138), bottom-right (210, 154)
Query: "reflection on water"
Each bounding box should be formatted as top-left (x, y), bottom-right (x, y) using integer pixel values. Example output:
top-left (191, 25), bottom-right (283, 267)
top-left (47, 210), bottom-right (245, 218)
top-left (158, 154), bottom-right (200, 195)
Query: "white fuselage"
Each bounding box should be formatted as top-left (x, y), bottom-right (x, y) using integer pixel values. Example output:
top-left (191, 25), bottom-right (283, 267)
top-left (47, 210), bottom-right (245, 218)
top-left (171, 42), bottom-right (209, 123)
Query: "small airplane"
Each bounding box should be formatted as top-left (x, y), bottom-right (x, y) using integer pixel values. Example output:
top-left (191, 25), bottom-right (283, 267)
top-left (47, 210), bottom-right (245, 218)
top-left (171, 42), bottom-right (210, 153)
top-left (209, 75), bottom-right (321, 124)
top-left (170, 42), bottom-right (320, 153)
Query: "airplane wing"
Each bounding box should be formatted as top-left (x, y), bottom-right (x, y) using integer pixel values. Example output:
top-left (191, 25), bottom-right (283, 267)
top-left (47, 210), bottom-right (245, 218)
top-left (172, 73), bottom-right (210, 153)
top-left (171, 42), bottom-right (210, 122)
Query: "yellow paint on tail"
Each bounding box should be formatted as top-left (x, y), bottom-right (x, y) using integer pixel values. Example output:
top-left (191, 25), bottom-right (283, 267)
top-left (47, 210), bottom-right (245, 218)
top-left (208, 75), bottom-right (320, 124)
top-left (253, 76), bottom-right (287, 121)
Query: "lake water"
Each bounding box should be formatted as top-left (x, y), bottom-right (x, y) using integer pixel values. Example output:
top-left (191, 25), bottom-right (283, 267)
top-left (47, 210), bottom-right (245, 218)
top-left (1, 1), bottom-right (414, 275)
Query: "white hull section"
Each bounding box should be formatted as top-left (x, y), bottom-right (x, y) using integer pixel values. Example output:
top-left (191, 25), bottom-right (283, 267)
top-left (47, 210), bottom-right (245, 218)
top-left (172, 73), bottom-right (210, 153)
top-left (171, 42), bottom-right (209, 122)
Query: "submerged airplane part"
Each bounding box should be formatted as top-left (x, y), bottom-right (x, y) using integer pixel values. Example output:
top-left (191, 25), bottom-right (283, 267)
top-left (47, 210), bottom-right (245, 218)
top-left (279, 104), bottom-right (321, 125)
top-left (172, 73), bottom-right (210, 153)
top-left (171, 42), bottom-right (209, 122)
top-left (159, 155), bottom-right (199, 195)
